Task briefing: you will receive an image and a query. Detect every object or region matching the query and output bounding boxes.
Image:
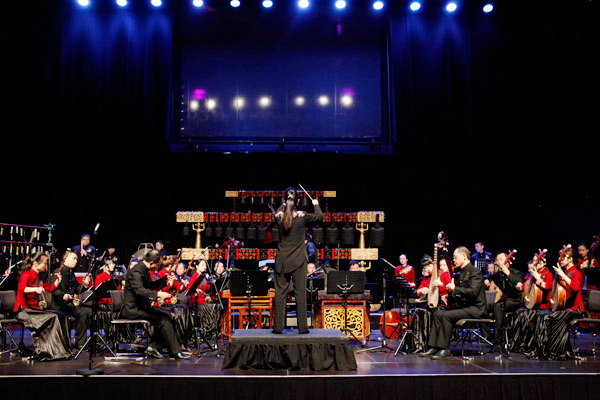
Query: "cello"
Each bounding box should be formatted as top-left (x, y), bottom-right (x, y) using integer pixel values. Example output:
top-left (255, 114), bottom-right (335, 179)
top-left (550, 245), bottom-right (570, 311)
top-left (524, 249), bottom-right (547, 309)
top-left (427, 231), bottom-right (449, 308)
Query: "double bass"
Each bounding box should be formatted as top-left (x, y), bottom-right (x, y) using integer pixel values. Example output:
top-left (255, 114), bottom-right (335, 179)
top-left (427, 231), bottom-right (449, 309)
top-left (524, 249), bottom-right (547, 309)
top-left (488, 249), bottom-right (517, 304)
top-left (550, 244), bottom-right (570, 311)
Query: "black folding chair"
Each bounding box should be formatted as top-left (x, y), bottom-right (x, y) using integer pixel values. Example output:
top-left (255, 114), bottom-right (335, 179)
top-left (105, 290), bottom-right (151, 360)
top-left (0, 290), bottom-right (25, 355)
top-left (571, 290), bottom-right (600, 358)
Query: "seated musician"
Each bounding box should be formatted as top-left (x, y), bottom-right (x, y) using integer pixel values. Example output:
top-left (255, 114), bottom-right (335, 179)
top-left (416, 255), bottom-right (451, 305)
top-left (395, 254), bottom-right (415, 287)
top-left (521, 257), bottom-right (553, 310)
top-left (14, 252), bottom-right (71, 360)
top-left (421, 246), bottom-right (486, 359)
top-left (121, 250), bottom-right (189, 359)
top-left (486, 253), bottom-right (524, 345)
top-left (220, 233), bottom-right (244, 249)
top-left (187, 259), bottom-right (211, 305)
top-left (553, 247), bottom-right (584, 311)
top-left (95, 258), bottom-right (119, 307)
top-left (52, 250), bottom-right (92, 352)
top-left (577, 242), bottom-right (599, 290)
top-left (349, 260), bottom-right (362, 272)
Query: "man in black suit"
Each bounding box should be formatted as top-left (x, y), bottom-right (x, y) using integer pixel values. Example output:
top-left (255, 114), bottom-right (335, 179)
top-left (271, 187), bottom-right (323, 334)
top-left (121, 250), bottom-right (189, 359)
top-left (73, 234), bottom-right (95, 273)
top-left (421, 246), bottom-right (486, 359)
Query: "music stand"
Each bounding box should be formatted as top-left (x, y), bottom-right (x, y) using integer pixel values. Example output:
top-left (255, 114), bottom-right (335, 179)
top-left (306, 275), bottom-right (325, 328)
top-left (230, 271), bottom-right (270, 329)
top-left (326, 271), bottom-right (365, 344)
top-left (393, 275), bottom-right (418, 356)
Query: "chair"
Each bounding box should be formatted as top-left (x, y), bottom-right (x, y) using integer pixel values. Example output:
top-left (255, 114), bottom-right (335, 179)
top-left (105, 290), bottom-right (151, 360)
top-left (0, 290), bottom-right (25, 355)
top-left (454, 291), bottom-right (496, 358)
top-left (571, 290), bottom-right (600, 358)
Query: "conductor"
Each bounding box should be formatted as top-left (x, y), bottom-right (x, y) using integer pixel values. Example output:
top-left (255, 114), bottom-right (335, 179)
top-left (271, 187), bottom-right (323, 334)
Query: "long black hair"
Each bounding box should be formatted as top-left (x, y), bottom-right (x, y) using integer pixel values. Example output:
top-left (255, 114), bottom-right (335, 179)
top-left (282, 187), bottom-right (298, 232)
top-left (19, 252), bottom-right (48, 274)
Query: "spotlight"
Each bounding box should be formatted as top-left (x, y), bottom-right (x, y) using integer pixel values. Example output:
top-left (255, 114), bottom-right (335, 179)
top-left (335, 0), bottom-right (346, 9)
top-left (193, 0), bottom-right (204, 7)
top-left (298, 0), bottom-right (310, 9)
top-left (190, 100), bottom-right (199, 111)
top-left (372, 1), bottom-right (384, 10)
top-left (294, 96), bottom-right (306, 106)
top-left (77, 0), bottom-right (90, 7)
top-left (318, 95), bottom-right (330, 106)
top-left (230, 0), bottom-right (240, 7)
top-left (482, 3), bottom-right (493, 13)
top-left (206, 98), bottom-right (217, 110)
top-left (445, 2), bottom-right (457, 12)
top-left (258, 96), bottom-right (272, 108)
top-left (151, 0), bottom-right (162, 7)
top-left (233, 97), bottom-right (245, 110)
top-left (262, 0), bottom-right (273, 8)
top-left (409, 1), bottom-right (421, 11)
top-left (116, 0), bottom-right (127, 6)
top-left (340, 95), bottom-right (353, 108)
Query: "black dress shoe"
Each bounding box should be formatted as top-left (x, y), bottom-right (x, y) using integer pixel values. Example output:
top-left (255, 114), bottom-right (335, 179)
top-left (430, 349), bottom-right (452, 359)
top-left (418, 348), bottom-right (437, 357)
top-left (170, 352), bottom-right (191, 360)
top-left (298, 329), bottom-right (310, 334)
top-left (271, 329), bottom-right (283, 334)
top-left (145, 346), bottom-right (163, 359)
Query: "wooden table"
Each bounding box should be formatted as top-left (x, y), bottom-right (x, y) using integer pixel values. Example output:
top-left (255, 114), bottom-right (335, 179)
top-left (221, 289), bottom-right (275, 343)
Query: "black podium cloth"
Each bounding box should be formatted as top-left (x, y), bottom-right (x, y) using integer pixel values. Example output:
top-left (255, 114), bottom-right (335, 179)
top-left (222, 329), bottom-right (356, 371)
top-left (510, 308), bottom-right (582, 360)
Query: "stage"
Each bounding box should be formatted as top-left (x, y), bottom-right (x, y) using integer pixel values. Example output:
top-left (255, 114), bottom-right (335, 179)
top-left (1, 330), bottom-right (598, 400)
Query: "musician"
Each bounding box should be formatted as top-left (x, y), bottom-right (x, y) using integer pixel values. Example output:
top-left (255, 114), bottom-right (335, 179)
top-left (94, 259), bottom-right (118, 306)
top-left (521, 257), bottom-right (553, 309)
top-left (52, 250), bottom-right (92, 351)
top-left (306, 233), bottom-right (318, 271)
top-left (395, 254), bottom-right (416, 287)
top-left (97, 245), bottom-right (119, 267)
top-left (577, 242), bottom-right (599, 290)
top-left (349, 260), bottom-right (362, 272)
top-left (187, 259), bottom-right (211, 305)
top-left (471, 241), bottom-right (493, 273)
top-left (220, 233), bottom-right (244, 249)
top-left (73, 234), bottom-right (95, 273)
top-left (271, 187), bottom-right (323, 334)
top-left (13, 252), bottom-right (71, 360)
top-left (121, 250), bottom-right (189, 359)
top-left (155, 240), bottom-right (169, 256)
top-left (487, 253), bottom-right (524, 344)
top-left (416, 255), bottom-right (451, 305)
top-left (421, 246), bottom-right (486, 359)
top-left (553, 247), bottom-right (584, 311)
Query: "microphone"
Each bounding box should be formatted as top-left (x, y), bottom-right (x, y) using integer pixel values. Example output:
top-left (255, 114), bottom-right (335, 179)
top-left (94, 223), bottom-right (101, 234)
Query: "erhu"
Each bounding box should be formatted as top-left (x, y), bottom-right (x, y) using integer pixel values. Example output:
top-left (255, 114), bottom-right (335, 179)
top-left (72, 251), bottom-right (102, 306)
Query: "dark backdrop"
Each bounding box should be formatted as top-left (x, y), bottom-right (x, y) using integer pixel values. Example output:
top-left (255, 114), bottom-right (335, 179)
top-left (1, 0), bottom-right (597, 275)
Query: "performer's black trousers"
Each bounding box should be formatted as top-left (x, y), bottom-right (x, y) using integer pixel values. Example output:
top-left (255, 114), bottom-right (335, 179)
top-left (273, 266), bottom-right (307, 332)
top-left (122, 307), bottom-right (180, 356)
top-left (428, 307), bottom-right (485, 350)
top-left (60, 304), bottom-right (91, 348)
top-left (493, 298), bottom-right (523, 342)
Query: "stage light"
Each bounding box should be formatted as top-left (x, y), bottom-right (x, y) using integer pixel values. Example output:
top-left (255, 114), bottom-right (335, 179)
top-left (262, 0), bottom-right (273, 8)
top-left (230, 0), bottom-right (240, 7)
top-left (335, 0), bottom-right (347, 10)
top-left (190, 100), bottom-right (200, 112)
top-left (482, 3), bottom-right (493, 13)
top-left (294, 96), bottom-right (306, 106)
top-left (298, 0), bottom-right (310, 9)
top-left (206, 98), bottom-right (217, 110)
top-left (445, 2), bottom-right (457, 12)
top-left (77, 0), bottom-right (90, 7)
top-left (233, 97), bottom-right (245, 110)
top-left (258, 96), bottom-right (272, 108)
top-left (116, 0), bottom-right (127, 6)
top-left (151, 0), bottom-right (162, 7)
top-left (318, 95), bottom-right (330, 106)
top-left (372, 1), bottom-right (384, 10)
top-left (340, 95), bottom-right (353, 108)
top-left (193, 0), bottom-right (204, 7)
top-left (409, 1), bottom-right (421, 11)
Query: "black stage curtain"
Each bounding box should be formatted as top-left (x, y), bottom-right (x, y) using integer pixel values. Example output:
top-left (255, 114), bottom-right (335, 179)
top-left (2, 375), bottom-right (599, 400)
top-left (2, 1), bottom-right (598, 277)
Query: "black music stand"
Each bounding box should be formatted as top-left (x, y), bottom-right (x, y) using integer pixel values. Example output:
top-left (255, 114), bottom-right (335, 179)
top-left (306, 275), bottom-right (325, 328)
top-left (230, 270), bottom-right (270, 329)
top-left (326, 271), bottom-right (365, 344)
top-left (393, 275), bottom-right (418, 356)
